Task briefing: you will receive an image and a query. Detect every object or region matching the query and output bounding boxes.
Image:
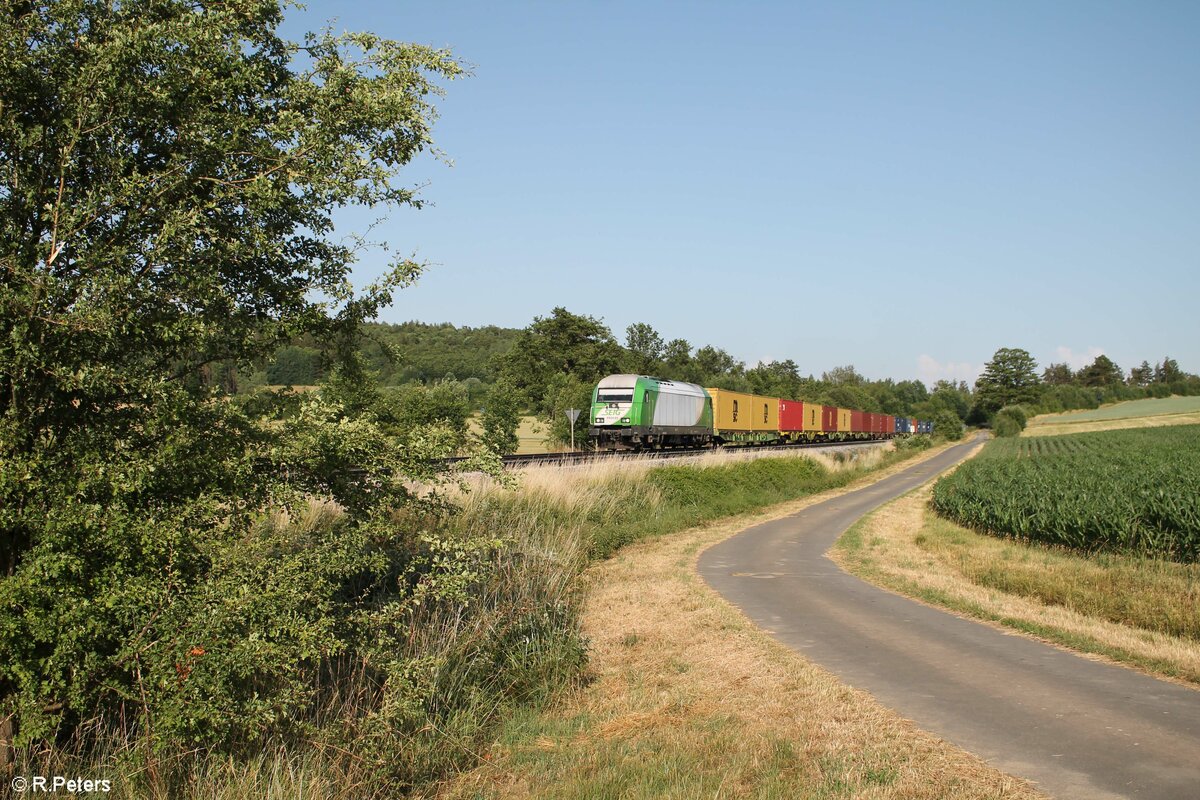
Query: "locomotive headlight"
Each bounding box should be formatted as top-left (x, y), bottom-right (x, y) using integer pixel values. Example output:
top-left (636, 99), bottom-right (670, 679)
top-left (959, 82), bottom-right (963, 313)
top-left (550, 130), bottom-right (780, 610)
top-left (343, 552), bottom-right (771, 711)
top-left (621, 417), bottom-right (630, 423)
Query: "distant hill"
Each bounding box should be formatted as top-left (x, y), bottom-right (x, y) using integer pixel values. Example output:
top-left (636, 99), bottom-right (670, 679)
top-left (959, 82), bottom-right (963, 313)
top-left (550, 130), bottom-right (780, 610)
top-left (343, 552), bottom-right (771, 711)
top-left (255, 321), bottom-right (523, 387)
top-left (359, 321), bottom-right (522, 384)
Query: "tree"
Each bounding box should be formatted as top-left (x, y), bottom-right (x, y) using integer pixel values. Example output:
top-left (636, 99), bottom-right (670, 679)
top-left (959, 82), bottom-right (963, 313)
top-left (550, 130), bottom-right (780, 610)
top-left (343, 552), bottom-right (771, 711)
top-left (1155, 357), bottom-right (1183, 384)
top-left (973, 348), bottom-right (1042, 414)
top-left (929, 407), bottom-right (965, 441)
top-left (1076, 354), bottom-right (1123, 388)
top-left (1042, 362), bottom-right (1075, 386)
top-left (691, 345), bottom-right (744, 387)
top-left (479, 378), bottom-right (522, 455)
top-left (266, 346), bottom-right (323, 386)
top-left (661, 338), bottom-right (693, 378)
top-left (494, 308), bottom-right (623, 406)
top-left (1129, 360), bottom-right (1153, 387)
top-left (893, 379), bottom-right (930, 411)
top-left (0, 0), bottom-right (468, 757)
top-left (2, 1), bottom-right (463, 455)
top-left (544, 373), bottom-right (593, 449)
top-left (624, 322), bottom-right (665, 375)
top-left (824, 385), bottom-right (874, 412)
top-left (375, 380), bottom-right (471, 450)
top-left (929, 380), bottom-right (971, 421)
top-left (822, 364), bottom-right (866, 385)
top-left (747, 359), bottom-right (802, 399)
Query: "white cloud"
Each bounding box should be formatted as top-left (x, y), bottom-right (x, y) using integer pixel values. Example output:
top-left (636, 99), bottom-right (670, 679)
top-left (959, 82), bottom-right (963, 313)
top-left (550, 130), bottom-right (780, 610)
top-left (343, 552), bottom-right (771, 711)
top-left (917, 354), bottom-right (981, 387)
top-left (1053, 345), bottom-right (1105, 370)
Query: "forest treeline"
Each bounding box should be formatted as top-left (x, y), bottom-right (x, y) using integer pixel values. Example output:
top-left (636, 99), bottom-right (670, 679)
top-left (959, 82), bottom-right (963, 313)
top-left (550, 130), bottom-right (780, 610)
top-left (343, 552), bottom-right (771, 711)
top-left (242, 308), bottom-right (1200, 450)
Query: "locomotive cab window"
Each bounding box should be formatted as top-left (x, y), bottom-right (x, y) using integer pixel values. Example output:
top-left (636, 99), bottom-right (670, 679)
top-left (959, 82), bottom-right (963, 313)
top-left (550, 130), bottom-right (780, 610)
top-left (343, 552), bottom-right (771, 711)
top-left (597, 392), bottom-right (633, 402)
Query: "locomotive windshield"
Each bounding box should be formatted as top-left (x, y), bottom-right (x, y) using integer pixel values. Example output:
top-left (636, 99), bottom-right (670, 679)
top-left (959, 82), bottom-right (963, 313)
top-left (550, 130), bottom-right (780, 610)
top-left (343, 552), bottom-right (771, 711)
top-left (597, 391), bottom-right (634, 402)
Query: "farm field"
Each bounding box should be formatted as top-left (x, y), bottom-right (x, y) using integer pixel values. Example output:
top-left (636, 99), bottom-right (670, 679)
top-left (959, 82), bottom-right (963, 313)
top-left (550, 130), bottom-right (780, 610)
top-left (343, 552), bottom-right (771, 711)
top-left (931, 426), bottom-right (1200, 561)
top-left (1025, 395), bottom-right (1200, 436)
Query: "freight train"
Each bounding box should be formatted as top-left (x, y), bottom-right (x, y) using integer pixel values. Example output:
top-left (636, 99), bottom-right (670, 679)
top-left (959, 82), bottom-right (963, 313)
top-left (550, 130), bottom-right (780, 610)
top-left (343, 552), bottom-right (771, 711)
top-left (588, 374), bottom-right (931, 450)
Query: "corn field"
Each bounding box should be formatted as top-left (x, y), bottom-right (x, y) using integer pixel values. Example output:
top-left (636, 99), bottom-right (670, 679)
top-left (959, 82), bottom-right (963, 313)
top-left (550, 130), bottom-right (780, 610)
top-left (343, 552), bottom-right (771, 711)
top-left (931, 426), bottom-right (1200, 561)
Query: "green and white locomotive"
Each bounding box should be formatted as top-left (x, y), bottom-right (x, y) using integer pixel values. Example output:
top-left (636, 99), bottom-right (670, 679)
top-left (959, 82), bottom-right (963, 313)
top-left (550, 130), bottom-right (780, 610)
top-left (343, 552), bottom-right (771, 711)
top-left (588, 374), bottom-right (714, 450)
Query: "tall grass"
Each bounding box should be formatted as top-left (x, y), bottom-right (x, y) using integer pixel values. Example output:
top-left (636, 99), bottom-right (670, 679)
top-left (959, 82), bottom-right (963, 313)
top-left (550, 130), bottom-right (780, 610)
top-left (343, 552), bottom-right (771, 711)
top-left (12, 444), bottom-right (914, 798)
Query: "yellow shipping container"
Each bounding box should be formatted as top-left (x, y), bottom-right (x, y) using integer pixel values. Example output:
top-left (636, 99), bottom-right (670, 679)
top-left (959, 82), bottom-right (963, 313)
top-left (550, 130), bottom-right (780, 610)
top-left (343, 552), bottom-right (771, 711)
top-left (801, 402), bottom-right (823, 433)
top-left (708, 389), bottom-right (781, 440)
top-left (752, 394), bottom-right (780, 432)
top-left (838, 408), bottom-right (852, 432)
top-left (706, 388), bottom-right (754, 433)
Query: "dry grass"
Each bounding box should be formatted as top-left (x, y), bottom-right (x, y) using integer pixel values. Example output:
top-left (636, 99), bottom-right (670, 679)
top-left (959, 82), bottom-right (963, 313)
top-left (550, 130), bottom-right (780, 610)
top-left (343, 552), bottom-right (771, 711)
top-left (456, 442), bottom-right (896, 506)
top-left (834, 473), bottom-right (1200, 685)
top-left (436, 443), bottom-right (1042, 800)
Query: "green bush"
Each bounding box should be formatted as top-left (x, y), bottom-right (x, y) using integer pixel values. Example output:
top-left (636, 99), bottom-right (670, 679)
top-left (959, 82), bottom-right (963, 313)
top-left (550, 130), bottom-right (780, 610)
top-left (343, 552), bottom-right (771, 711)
top-left (0, 395), bottom-right (506, 789)
top-left (992, 415), bottom-right (1022, 437)
top-left (997, 405), bottom-right (1028, 428)
top-left (992, 405), bottom-right (1028, 437)
top-left (930, 408), bottom-right (964, 441)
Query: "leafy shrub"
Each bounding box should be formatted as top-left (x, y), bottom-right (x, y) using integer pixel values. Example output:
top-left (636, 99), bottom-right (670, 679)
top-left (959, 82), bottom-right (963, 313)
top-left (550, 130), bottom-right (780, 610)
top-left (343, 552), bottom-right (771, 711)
top-left (0, 394), bottom-right (506, 790)
top-left (930, 408), bottom-right (964, 441)
top-left (992, 414), bottom-right (1022, 437)
top-left (997, 405), bottom-right (1028, 428)
top-left (992, 405), bottom-right (1028, 437)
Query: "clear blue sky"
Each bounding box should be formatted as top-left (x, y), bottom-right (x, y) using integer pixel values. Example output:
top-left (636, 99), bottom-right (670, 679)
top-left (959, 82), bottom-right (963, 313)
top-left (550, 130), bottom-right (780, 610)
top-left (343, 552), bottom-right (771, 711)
top-left (283, 1), bottom-right (1199, 386)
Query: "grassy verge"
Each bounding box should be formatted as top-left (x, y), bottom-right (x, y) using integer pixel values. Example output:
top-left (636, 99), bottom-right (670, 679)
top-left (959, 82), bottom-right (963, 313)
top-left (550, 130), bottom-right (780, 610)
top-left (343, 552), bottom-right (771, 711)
top-left (435, 440), bottom-right (1042, 800)
top-left (834, 479), bottom-right (1200, 686)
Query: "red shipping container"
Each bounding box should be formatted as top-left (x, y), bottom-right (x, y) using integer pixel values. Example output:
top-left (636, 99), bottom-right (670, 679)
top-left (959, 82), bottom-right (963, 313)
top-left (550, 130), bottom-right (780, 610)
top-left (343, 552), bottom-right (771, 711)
top-left (778, 399), bottom-right (805, 432)
top-left (822, 405), bottom-right (838, 433)
top-left (884, 415), bottom-right (895, 433)
top-left (851, 410), bottom-right (865, 434)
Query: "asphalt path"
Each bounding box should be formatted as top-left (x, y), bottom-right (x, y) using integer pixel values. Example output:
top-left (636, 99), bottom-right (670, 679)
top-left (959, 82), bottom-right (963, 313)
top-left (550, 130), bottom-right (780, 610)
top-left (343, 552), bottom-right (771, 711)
top-left (698, 435), bottom-right (1200, 799)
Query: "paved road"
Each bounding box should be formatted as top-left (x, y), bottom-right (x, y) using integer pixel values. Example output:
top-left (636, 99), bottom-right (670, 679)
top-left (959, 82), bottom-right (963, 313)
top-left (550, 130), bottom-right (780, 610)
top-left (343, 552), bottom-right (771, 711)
top-left (698, 436), bottom-right (1200, 799)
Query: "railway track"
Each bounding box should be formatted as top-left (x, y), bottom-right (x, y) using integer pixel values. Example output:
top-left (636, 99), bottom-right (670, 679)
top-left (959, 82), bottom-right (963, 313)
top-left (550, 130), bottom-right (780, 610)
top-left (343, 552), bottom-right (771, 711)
top-left (273, 438), bottom-right (899, 482)
top-left (481, 437), bottom-right (893, 470)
